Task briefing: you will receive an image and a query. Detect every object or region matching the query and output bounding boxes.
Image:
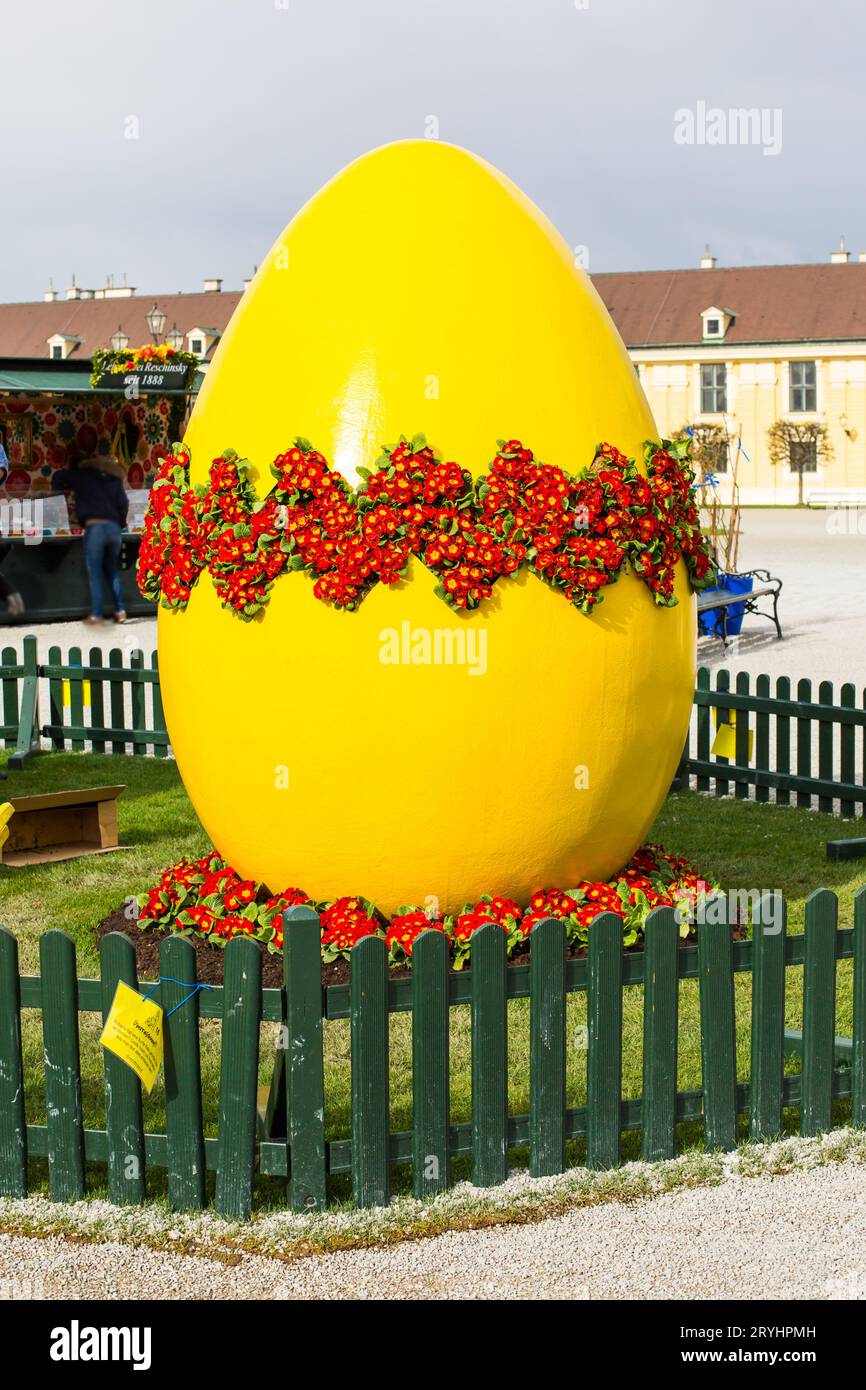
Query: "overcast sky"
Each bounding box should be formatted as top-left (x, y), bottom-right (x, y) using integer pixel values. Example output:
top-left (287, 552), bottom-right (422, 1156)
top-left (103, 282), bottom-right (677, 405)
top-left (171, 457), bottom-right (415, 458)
top-left (2, 0), bottom-right (863, 302)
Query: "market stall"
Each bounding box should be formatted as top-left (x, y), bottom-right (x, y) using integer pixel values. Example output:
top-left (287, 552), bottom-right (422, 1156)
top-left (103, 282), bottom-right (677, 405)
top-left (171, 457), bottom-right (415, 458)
top-left (0, 350), bottom-right (196, 621)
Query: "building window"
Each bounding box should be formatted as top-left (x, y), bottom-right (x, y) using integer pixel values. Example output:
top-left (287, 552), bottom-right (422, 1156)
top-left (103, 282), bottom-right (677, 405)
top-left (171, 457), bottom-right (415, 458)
top-left (700, 363), bottom-right (727, 414)
top-left (704, 318), bottom-right (720, 337)
top-left (790, 438), bottom-right (818, 473)
top-left (50, 343), bottom-right (64, 360)
top-left (789, 360), bottom-right (817, 412)
top-left (190, 338), bottom-right (204, 357)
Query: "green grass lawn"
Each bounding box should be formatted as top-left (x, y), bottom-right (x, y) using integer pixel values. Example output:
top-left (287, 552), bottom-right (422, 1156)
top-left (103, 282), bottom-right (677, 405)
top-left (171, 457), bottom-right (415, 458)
top-left (2, 748), bottom-right (864, 1205)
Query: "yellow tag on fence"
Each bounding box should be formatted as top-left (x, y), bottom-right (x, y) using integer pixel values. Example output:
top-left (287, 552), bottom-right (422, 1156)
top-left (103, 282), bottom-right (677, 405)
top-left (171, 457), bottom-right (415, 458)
top-left (99, 980), bottom-right (164, 1093)
top-left (61, 678), bottom-right (91, 709)
top-left (711, 711), bottom-right (754, 761)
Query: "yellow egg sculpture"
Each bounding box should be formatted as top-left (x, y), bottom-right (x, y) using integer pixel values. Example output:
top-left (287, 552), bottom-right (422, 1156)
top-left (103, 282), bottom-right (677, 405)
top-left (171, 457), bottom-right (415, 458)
top-left (156, 140), bottom-right (697, 914)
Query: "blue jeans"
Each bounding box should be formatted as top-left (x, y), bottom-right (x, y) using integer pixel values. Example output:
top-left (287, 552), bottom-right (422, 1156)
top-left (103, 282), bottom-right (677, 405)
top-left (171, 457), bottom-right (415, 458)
top-left (83, 521), bottom-right (124, 618)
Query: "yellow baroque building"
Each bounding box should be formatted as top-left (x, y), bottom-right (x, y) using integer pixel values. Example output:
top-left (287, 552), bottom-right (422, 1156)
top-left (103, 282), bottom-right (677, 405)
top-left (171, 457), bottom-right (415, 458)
top-left (593, 244), bottom-right (866, 505)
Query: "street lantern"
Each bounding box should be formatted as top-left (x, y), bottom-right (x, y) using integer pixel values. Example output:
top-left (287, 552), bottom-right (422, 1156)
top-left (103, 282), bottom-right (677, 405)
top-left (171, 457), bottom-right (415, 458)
top-left (110, 326), bottom-right (129, 352)
top-left (145, 302), bottom-right (166, 343)
top-left (166, 322), bottom-right (184, 351)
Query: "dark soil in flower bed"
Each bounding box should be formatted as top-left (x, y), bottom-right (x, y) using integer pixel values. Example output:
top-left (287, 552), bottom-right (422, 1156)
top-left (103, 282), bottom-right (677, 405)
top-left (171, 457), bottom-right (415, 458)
top-left (96, 905), bottom-right (745, 990)
top-left (98, 905), bottom-right (328, 988)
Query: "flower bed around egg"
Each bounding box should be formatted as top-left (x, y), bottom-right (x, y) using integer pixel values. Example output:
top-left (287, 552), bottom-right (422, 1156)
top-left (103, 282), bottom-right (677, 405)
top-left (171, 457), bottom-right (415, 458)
top-left (137, 434), bottom-right (715, 619)
top-left (130, 844), bottom-right (718, 976)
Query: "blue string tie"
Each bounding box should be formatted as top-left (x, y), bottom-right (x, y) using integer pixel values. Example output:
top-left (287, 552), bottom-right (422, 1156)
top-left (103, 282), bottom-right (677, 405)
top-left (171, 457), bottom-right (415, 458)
top-left (140, 975), bottom-right (214, 1018)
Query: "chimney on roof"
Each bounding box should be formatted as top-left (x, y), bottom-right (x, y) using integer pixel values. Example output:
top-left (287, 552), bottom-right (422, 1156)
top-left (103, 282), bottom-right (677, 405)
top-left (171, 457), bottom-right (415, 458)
top-left (203, 277), bottom-right (222, 293)
top-left (44, 278), bottom-right (57, 303)
top-left (700, 246), bottom-right (717, 270)
top-left (100, 273), bottom-right (134, 300)
top-left (64, 275), bottom-right (95, 300)
top-left (831, 237), bottom-right (850, 264)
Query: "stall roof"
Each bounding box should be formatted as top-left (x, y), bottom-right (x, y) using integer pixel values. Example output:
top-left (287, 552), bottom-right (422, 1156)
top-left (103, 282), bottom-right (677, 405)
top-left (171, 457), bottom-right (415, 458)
top-left (0, 365), bottom-right (95, 393)
top-left (0, 358), bottom-right (204, 395)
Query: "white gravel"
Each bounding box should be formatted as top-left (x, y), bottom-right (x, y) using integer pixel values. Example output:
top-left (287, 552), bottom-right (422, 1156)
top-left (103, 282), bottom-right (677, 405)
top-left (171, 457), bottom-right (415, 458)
top-left (3, 1156), bottom-right (866, 1301)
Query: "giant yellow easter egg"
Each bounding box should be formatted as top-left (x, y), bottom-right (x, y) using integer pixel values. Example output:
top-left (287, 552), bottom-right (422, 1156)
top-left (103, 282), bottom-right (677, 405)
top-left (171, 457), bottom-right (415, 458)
top-left (157, 141), bottom-right (696, 914)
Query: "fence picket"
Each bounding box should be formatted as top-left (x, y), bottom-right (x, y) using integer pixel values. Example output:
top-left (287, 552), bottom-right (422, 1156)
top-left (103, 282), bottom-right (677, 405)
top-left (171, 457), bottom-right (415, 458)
top-left (775, 675), bottom-right (792, 806)
top-left (734, 670), bottom-right (750, 797)
top-left (150, 651), bottom-right (167, 758)
top-left (801, 889), bottom-right (837, 1137)
top-left (587, 912), bottom-right (623, 1169)
top-left (130, 648), bottom-right (146, 756)
top-left (818, 681), bottom-right (834, 814)
top-left (160, 936), bottom-right (206, 1211)
top-left (1, 645), bottom-right (19, 747)
top-left (350, 935), bottom-right (390, 1207)
top-left (696, 666), bottom-right (711, 791)
top-left (68, 644), bottom-right (85, 752)
top-left (853, 886), bottom-right (866, 1128)
top-left (284, 907), bottom-right (327, 1212)
top-left (47, 644), bottom-right (64, 751)
top-left (529, 917), bottom-right (567, 1178)
top-left (89, 646), bottom-right (107, 754)
top-left (714, 669), bottom-right (731, 796)
top-left (215, 936), bottom-right (262, 1220)
top-left (471, 920), bottom-right (508, 1186)
top-left (108, 647), bottom-right (125, 754)
top-left (698, 905), bottom-right (737, 1151)
top-left (749, 893), bottom-right (785, 1140)
top-left (840, 683), bottom-right (857, 819)
top-left (8, 636), bottom-right (39, 767)
top-left (40, 930), bottom-right (85, 1200)
top-left (0, 928), bottom-right (27, 1196)
top-left (100, 932), bottom-right (145, 1204)
top-left (412, 928), bottom-right (450, 1197)
top-left (754, 673), bottom-right (770, 803)
top-left (641, 906), bottom-right (678, 1162)
top-left (797, 677), bottom-right (813, 808)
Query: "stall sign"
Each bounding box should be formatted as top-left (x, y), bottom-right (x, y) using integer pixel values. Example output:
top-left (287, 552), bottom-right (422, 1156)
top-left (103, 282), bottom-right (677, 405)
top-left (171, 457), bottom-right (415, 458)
top-left (93, 362), bottom-right (190, 394)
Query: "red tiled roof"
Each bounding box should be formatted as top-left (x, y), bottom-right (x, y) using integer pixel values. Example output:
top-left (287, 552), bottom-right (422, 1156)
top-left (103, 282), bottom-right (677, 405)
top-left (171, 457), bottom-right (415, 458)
top-left (0, 291), bottom-right (243, 359)
top-left (3, 262), bottom-right (866, 359)
top-left (592, 263), bottom-right (866, 348)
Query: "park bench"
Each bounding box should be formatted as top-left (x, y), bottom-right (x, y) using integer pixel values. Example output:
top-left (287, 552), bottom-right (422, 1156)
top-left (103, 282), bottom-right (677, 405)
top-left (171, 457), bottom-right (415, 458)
top-left (807, 489), bottom-right (866, 508)
top-left (696, 568), bottom-right (782, 645)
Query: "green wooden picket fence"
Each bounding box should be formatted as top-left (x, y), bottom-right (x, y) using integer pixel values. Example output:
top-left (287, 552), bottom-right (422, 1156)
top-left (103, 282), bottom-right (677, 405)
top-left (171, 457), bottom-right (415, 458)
top-left (1, 636), bottom-right (167, 765)
top-left (3, 643), bottom-right (866, 818)
top-left (2, 894), bottom-right (865, 1217)
top-left (676, 667), bottom-right (866, 813)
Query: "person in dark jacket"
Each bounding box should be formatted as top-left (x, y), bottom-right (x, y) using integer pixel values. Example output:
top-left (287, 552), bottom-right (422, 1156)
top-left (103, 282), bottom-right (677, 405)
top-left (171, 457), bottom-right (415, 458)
top-left (52, 454), bottom-right (129, 623)
top-left (0, 571), bottom-right (24, 617)
top-left (0, 452), bottom-right (24, 617)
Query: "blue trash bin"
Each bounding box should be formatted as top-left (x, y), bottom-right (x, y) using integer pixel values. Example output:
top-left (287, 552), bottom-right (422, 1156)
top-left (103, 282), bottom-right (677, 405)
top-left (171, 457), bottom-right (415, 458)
top-left (698, 572), bottom-right (754, 637)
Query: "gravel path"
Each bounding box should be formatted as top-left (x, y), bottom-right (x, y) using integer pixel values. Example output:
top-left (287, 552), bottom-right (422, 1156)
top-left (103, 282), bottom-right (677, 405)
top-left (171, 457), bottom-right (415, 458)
top-left (698, 507), bottom-right (866, 686)
top-left (3, 1158), bottom-right (865, 1301)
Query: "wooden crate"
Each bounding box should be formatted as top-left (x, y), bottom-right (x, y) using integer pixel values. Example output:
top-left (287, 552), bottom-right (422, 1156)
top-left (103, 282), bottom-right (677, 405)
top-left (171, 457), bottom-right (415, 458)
top-left (0, 784), bottom-right (126, 866)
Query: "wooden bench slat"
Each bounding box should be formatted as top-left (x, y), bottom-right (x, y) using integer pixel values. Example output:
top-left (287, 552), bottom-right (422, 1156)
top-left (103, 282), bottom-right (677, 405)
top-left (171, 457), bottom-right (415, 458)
top-left (697, 585), bottom-right (778, 610)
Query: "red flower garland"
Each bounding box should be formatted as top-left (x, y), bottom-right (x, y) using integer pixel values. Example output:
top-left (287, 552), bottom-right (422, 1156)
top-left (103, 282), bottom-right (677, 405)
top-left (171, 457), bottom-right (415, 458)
top-left (137, 435), bottom-right (715, 619)
top-left (137, 845), bottom-right (717, 966)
